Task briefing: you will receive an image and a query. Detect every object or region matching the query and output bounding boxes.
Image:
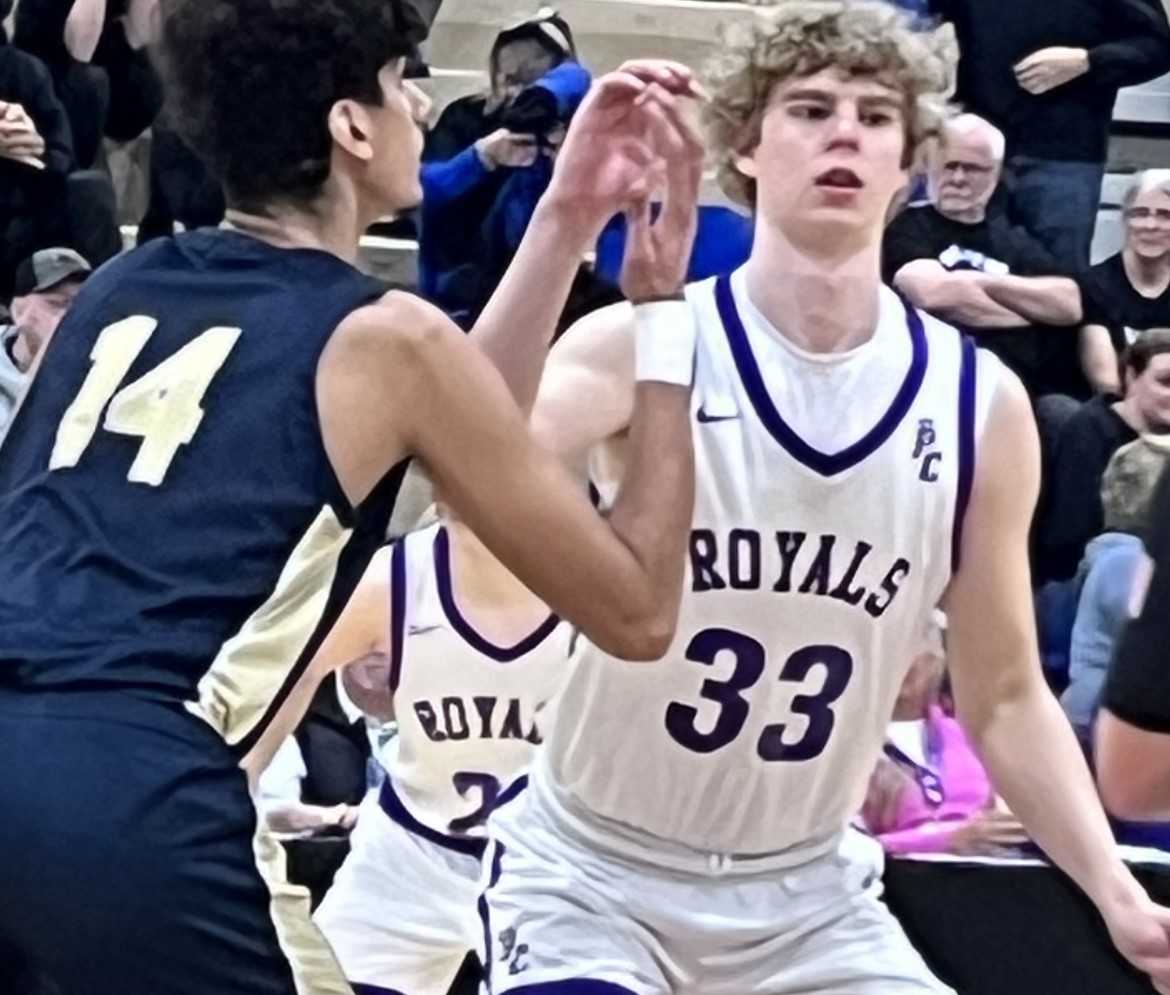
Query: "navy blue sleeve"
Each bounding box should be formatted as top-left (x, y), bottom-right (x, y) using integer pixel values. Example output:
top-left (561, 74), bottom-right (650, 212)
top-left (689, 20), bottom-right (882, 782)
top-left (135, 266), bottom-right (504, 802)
top-left (1087, 0), bottom-right (1170, 91)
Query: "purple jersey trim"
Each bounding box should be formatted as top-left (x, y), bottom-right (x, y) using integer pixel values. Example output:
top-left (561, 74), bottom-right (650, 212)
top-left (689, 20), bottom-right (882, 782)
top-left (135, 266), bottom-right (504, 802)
top-left (506, 983), bottom-right (642, 995)
top-left (378, 777), bottom-right (488, 858)
top-left (479, 839), bottom-right (507, 981)
top-left (433, 527), bottom-right (560, 661)
top-left (351, 985), bottom-right (408, 995)
top-left (388, 539), bottom-right (407, 692)
top-left (714, 274), bottom-right (929, 477)
top-left (951, 335), bottom-right (978, 573)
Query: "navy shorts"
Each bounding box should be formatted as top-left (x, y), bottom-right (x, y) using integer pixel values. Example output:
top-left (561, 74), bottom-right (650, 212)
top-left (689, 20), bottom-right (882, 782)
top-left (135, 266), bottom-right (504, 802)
top-left (0, 690), bottom-right (350, 995)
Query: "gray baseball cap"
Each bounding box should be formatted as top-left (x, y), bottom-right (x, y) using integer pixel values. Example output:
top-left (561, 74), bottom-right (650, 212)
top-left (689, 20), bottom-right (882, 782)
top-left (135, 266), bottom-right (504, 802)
top-left (13, 248), bottom-right (92, 298)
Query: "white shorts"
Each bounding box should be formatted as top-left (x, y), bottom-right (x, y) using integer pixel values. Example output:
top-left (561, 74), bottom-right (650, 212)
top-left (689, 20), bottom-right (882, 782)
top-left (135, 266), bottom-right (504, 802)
top-left (481, 789), bottom-right (955, 995)
top-left (314, 790), bottom-right (482, 995)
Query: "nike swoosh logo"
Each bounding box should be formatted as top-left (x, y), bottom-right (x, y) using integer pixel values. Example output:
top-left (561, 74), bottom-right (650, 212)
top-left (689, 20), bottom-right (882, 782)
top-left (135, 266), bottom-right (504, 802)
top-left (407, 624), bottom-right (444, 637)
top-left (696, 407), bottom-right (741, 424)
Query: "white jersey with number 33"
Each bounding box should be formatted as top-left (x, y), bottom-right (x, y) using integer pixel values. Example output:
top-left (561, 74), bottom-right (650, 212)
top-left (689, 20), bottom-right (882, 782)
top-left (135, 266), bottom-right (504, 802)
top-left (532, 269), bottom-right (1000, 869)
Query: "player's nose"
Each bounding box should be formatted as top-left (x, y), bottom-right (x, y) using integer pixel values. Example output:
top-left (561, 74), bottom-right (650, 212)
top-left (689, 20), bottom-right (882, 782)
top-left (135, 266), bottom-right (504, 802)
top-left (405, 80), bottom-right (432, 126)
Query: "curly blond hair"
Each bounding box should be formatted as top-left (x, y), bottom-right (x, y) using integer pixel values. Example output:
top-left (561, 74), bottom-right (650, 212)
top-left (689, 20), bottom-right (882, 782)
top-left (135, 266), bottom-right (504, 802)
top-left (704, 0), bottom-right (958, 207)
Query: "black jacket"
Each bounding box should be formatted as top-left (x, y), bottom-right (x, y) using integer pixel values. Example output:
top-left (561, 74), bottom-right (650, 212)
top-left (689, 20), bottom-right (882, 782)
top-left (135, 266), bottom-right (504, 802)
top-left (0, 44), bottom-right (74, 211)
top-left (934, 0), bottom-right (1170, 162)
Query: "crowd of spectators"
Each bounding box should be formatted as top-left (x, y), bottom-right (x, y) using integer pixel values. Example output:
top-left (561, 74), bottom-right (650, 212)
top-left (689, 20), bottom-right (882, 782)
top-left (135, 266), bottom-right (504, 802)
top-left (0, 0), bottom-right (1168, 856)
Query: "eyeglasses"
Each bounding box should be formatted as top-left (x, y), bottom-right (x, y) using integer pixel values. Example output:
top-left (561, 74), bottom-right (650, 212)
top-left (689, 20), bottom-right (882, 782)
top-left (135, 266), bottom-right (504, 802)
top-left (1127, 207), bottom-right (1170, 223)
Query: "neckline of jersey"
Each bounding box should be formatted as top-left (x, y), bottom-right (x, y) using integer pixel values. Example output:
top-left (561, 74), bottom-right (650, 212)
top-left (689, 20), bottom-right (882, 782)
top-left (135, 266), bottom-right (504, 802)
top-left (433, 527), bottom-right (560, 662)
top-left (714, 271), bottom-right (929, 478)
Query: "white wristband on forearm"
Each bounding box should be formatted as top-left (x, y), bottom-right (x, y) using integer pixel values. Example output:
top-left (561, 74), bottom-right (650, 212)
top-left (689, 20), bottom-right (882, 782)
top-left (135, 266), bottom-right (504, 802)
top-left (633, 299), bottom-right (696, 387)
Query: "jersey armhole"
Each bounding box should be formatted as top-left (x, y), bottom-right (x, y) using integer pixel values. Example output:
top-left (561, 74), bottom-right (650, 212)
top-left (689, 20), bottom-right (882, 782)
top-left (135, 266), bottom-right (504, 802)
top-left (388, 537), bottom-right (408, 692)
top-left (950, 344), bottom-right (1004, 574)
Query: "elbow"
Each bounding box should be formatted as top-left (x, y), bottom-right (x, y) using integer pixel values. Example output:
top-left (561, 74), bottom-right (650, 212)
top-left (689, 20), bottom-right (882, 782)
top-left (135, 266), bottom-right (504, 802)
top-left (591, 608), bottom-right (677, 662)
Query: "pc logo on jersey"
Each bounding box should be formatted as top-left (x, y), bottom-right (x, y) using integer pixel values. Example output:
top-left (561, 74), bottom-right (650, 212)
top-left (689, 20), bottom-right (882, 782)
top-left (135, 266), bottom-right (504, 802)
top-left (912, 419), bottom-right (940, 483)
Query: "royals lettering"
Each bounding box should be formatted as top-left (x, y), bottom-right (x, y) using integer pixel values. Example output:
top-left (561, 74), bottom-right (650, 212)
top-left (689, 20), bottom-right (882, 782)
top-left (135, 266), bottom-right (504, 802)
top-left (689, 528), bottom-right (910, 618)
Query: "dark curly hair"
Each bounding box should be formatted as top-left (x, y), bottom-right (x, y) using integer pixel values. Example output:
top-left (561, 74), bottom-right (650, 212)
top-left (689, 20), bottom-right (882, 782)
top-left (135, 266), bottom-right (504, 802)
top-left (157, 0), bottom-right (417, 211)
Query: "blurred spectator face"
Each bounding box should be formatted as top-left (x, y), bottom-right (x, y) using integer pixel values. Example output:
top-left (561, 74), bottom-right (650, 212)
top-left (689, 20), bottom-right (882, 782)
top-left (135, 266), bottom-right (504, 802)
top-left (9, 277), bottom-right (85, 369)
top-left (1127, 351), bottom-right (1170, 432)
top-left (492, 39), bottom-right (559, 108)
top-left (742, 68), bottom-right (910, 253)
top-left (931, 120), bottom-right (1002, 220)
top-left (1124, 184), bottom-right (1170, 262)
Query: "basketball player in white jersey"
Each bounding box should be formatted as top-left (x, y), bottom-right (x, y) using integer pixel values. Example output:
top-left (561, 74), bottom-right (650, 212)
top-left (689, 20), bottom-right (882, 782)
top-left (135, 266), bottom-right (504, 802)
top-left (306, 515), bottom-right (569, 995)
top-left (480, 4), bottom-right (1170, 994)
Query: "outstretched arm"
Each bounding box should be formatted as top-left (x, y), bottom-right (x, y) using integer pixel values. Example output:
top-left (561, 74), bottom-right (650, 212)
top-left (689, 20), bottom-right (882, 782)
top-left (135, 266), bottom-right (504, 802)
top-left (944, 367), bottom-right (1170, 990)
top-left (319, 288), bottom-right (693, 663)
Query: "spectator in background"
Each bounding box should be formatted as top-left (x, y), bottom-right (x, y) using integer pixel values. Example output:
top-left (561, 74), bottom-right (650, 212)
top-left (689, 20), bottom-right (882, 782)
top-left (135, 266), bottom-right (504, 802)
top-left (931, 0), bottom-right (1170, 271)
top-left (418, 9), bottom-right (590, 327)
top-left (1096, 466), bottom-right (1170, 821)
top-left (1041, 330), bottom-right (1170, 582)
top-left (884, 113), bottom-right (1086, 400)
top-left (861, 622), bottom-right (1029, 857)
top-left (256, 736), bottom-right (361, 838)
top-left (14, 0), bottom-right (163, 168)
top-left (0, 247), bottom-right (90, 433)
top-left (1062, 436), bottom-right (1170, 747)
top-left (0, 7), bottom-right (76, 300)
top-left (1080, 171), bottom-right (1170, 394)
top-left (136, 110), bottom-right (225, 243)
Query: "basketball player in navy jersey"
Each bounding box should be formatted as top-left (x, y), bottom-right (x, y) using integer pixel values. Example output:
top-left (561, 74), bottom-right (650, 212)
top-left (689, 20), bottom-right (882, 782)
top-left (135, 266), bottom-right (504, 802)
top-left (0, 1), bottom-right (706, 992)
top-left (478, 4), bottom-right (1170, 994)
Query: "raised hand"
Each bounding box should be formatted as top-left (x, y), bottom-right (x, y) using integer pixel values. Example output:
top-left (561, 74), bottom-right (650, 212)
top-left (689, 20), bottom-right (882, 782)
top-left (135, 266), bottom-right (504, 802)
top-left (619, 76), bottom-right (704, 302)
top-left (543, 59), bottom-right (706, 246)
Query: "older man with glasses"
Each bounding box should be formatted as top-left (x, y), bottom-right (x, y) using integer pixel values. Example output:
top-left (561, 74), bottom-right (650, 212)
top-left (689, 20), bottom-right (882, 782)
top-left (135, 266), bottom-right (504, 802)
top-left (883, 113), bottom-right (1086, 402)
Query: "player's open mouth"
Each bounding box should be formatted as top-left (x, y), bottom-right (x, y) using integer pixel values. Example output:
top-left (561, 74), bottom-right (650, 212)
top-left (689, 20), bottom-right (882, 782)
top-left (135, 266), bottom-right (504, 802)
top-left (814, 168), bottom-right (864, 190)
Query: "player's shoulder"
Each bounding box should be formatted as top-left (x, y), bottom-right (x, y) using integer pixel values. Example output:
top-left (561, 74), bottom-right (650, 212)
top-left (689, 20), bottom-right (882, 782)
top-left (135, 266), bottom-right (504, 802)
top-left (328, 289), bottom-right (461, 377)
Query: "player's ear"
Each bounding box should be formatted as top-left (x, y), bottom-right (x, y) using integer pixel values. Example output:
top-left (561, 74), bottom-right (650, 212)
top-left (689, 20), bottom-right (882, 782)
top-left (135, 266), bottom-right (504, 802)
top-left (733, 149), bottom-right (759, 181)
top-left (328, 99), bottom-right (376, 163)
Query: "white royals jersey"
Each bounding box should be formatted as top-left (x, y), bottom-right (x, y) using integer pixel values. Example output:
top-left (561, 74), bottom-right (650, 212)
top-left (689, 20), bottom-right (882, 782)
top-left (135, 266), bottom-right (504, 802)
top-left (381, 524), bottom-right (571, 847)
top-left (534, 270), bottom-right (1000, 869)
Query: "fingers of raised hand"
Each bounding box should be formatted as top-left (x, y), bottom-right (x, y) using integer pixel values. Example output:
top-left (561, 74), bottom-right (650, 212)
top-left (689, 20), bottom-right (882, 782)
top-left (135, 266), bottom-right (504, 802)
top-left (616, 59), bottom-right (699, 96)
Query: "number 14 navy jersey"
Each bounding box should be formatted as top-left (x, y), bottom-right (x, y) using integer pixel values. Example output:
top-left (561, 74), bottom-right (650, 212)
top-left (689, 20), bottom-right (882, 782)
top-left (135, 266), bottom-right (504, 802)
top-left (0, 230), bottom-right (409, 757)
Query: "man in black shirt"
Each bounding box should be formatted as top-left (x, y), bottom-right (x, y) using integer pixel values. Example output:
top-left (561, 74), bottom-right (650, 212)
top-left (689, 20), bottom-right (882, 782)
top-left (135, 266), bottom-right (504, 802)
top-left (1080, 171), bottom-right (1170, 393)
top-left (0, 13), bottom-right (76, 301)
top-left (883, 113), bottom-right (1085, 399)
top-left (931, 0), bottom-right (1170, 272)
top-left (13, 0), bottom-right (162, 168)
top-left (1039, 331), bottom-right (1170, 582)
top-left (1097, 465), bottom-right (1170, 820)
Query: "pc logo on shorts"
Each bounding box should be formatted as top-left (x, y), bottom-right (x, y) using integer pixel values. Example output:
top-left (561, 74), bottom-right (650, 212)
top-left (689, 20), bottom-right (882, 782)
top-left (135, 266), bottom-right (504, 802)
top-left (913, 418), bottom-right (940, 483)
top-left (498, 927), bottom-right (530, 976)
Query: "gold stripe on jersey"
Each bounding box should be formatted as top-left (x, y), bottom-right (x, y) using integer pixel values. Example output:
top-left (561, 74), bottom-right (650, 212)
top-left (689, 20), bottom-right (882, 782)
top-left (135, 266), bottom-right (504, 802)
top-left (252, 821), bottom-right (353, 994)
top-left (186, 506), bottom-right (351, 746)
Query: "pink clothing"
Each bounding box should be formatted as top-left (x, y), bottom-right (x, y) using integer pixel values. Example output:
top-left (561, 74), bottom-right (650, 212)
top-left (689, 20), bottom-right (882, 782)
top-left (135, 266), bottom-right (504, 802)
top-left (875, 706), bottom-right (994, 855)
